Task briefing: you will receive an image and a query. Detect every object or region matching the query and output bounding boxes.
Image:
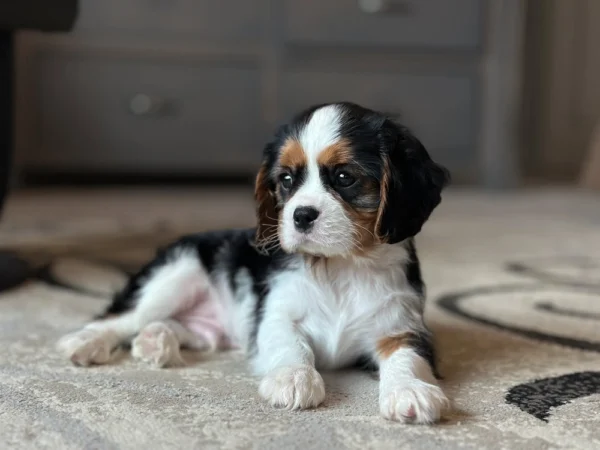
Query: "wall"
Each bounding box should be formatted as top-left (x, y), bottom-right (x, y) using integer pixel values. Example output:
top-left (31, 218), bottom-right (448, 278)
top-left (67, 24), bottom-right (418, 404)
top-left (524, 0), bottom-right (600, 182)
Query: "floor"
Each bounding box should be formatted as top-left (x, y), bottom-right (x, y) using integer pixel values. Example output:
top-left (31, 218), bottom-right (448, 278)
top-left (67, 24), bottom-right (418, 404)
top-left (1, 187), bottom-right (600, 449)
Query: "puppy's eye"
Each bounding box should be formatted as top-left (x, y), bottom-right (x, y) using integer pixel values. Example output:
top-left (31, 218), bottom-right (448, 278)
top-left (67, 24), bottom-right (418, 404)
top-left (279, 173), bottom-right (293, 190)
top-left (335, 171), bottom-right (355, 188)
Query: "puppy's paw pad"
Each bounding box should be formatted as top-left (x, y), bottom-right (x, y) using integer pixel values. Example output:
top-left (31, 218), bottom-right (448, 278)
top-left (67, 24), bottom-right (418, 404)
top-left (57, 329), bottom-right (113, 366)
top-left (259, 365), bottom-right (326, 410)
top-left (131, 323), bottom-right (183, 368)
top-left (380, 381), bottom-right (449, 424)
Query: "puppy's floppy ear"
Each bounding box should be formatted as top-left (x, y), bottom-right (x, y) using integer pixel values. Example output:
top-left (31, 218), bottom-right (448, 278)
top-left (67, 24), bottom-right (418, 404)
top-left (375, 122), bottom-right (450, 244)
top-left (254, 144), bottom-right (279, 247)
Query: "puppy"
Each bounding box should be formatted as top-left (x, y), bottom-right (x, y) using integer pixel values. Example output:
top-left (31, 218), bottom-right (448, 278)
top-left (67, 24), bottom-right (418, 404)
top-left (58, 102), bottom-right (450, 424)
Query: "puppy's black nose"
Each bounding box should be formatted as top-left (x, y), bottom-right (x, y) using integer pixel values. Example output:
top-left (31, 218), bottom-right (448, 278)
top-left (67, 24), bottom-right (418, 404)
top-left (293, 206), bottom-right (320, 232)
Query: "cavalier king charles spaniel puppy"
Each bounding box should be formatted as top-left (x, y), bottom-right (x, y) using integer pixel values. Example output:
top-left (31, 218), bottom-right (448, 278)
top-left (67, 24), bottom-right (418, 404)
top-left (58, 102), bottom-right (450, 424)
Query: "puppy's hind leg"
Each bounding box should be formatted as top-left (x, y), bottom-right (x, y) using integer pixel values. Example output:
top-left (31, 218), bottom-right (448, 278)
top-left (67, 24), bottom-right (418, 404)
top-left (58, 247), bottom-right (210, 366)
top-left (132, 319), bottom-right (208, 368)
top-left (57, 313), bottom-right (138, 366)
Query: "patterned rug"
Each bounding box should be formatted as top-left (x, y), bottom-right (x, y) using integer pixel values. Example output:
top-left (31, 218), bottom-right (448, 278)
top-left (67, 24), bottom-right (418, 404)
top-left (1, 188), bottom-right (600, 449)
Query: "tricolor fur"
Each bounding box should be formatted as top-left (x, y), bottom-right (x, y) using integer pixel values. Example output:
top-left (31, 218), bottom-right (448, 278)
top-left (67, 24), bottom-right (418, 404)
top-left (58, 102), bottom-right (451, 423)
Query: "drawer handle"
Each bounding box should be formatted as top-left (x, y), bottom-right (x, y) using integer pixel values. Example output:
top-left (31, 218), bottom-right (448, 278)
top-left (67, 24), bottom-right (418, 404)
top-left (357, 0), bottom-right (412, 15)
top-left (129, 94), bottom-right (166, 116)
top-left (358, 0), bottom-right (389, 14)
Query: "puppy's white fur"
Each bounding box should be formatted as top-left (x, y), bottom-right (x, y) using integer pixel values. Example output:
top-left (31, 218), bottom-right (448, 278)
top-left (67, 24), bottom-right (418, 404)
top-left (59, 240), bottom-right (446, 419)
top-left (259, 364), bottom-right (326, 410)
top-left (131, 320), bottom-right (203, 368)
top-left (379, 348), bottom-right (449, 424)
top-left (58, 103), bottom-right (448, 423)
top-left (281, 105), bottom-right (357, 256)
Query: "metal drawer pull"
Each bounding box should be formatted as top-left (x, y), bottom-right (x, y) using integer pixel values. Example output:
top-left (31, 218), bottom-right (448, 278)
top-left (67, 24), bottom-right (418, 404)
top-left (358, 0), bottom-right (388, 14)
top-left (357, 0), bottom-right (412, 15)
top-left (129, 93), bottom-right (166, 116)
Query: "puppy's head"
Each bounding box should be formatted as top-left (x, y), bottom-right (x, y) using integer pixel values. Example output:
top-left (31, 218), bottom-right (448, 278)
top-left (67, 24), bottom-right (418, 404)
top-left (255, 102), bottom-right (450, 257)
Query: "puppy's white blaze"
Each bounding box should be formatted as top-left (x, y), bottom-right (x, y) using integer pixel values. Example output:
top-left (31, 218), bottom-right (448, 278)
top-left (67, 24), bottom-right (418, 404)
top-left (293, 104), bottom-right (341, 208)
top-left (286, 163), bottom-right (327, 219)
top-left (280, 104), bottom-right (356, 255)
top-left (298, 104), bottom-right (343, 159)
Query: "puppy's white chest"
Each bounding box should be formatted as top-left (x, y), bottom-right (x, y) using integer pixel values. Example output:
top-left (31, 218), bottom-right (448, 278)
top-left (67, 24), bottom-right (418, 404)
top-left (298, 279), bottom-right (385, 370)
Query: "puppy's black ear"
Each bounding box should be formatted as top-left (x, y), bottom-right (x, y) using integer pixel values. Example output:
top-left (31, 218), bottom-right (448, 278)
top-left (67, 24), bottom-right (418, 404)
top-left (254, 143), bottom-right (279, 248)
top-left (375, 122), bottom-right (450, 244)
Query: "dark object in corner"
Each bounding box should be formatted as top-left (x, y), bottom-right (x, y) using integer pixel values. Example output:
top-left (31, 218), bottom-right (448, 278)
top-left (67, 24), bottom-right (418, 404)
top-left (0, 251), bottom-right (30, 292)
top-left (0, 32), bottom-right (28, 293)
top-left (0, 1), bottom-right (78, 32)
top-left (0, 1), bottom-right (78, 292)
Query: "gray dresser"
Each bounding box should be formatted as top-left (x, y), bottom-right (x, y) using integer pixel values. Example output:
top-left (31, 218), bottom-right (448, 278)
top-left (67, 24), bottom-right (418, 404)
top-left (14, 0), bottom-right (525, 185)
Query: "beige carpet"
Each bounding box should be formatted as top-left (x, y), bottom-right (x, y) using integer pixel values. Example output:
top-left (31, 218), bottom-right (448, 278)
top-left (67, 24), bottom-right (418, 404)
top-left (1, 188), bottom-right (600, 450)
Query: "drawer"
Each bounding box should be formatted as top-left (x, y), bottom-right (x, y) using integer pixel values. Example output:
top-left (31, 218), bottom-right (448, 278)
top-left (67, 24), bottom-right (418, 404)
top-left (75, 0), bottom-right (265, 41)
top-left (32, 53), bottom-right (264, 172)
top-left (282, 71), bottom-right (477, 173)
top-left (284, 0), bottom-right (482, 49)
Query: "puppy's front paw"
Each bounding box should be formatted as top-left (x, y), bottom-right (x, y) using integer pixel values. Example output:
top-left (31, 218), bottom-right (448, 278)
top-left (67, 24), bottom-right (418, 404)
top-left (380, 380), bottom-right (449, 424)
top-left (57, 329), bottom-right (114, 366)
top-left (259, 364), bottom-right (326, 410)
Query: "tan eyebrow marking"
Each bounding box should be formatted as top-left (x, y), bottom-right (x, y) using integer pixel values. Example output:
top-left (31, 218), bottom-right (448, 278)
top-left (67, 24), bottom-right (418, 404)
top-left (279, 138), bottom-right (307, 169)
top-left (316, 139), bottom-right (352, 167)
